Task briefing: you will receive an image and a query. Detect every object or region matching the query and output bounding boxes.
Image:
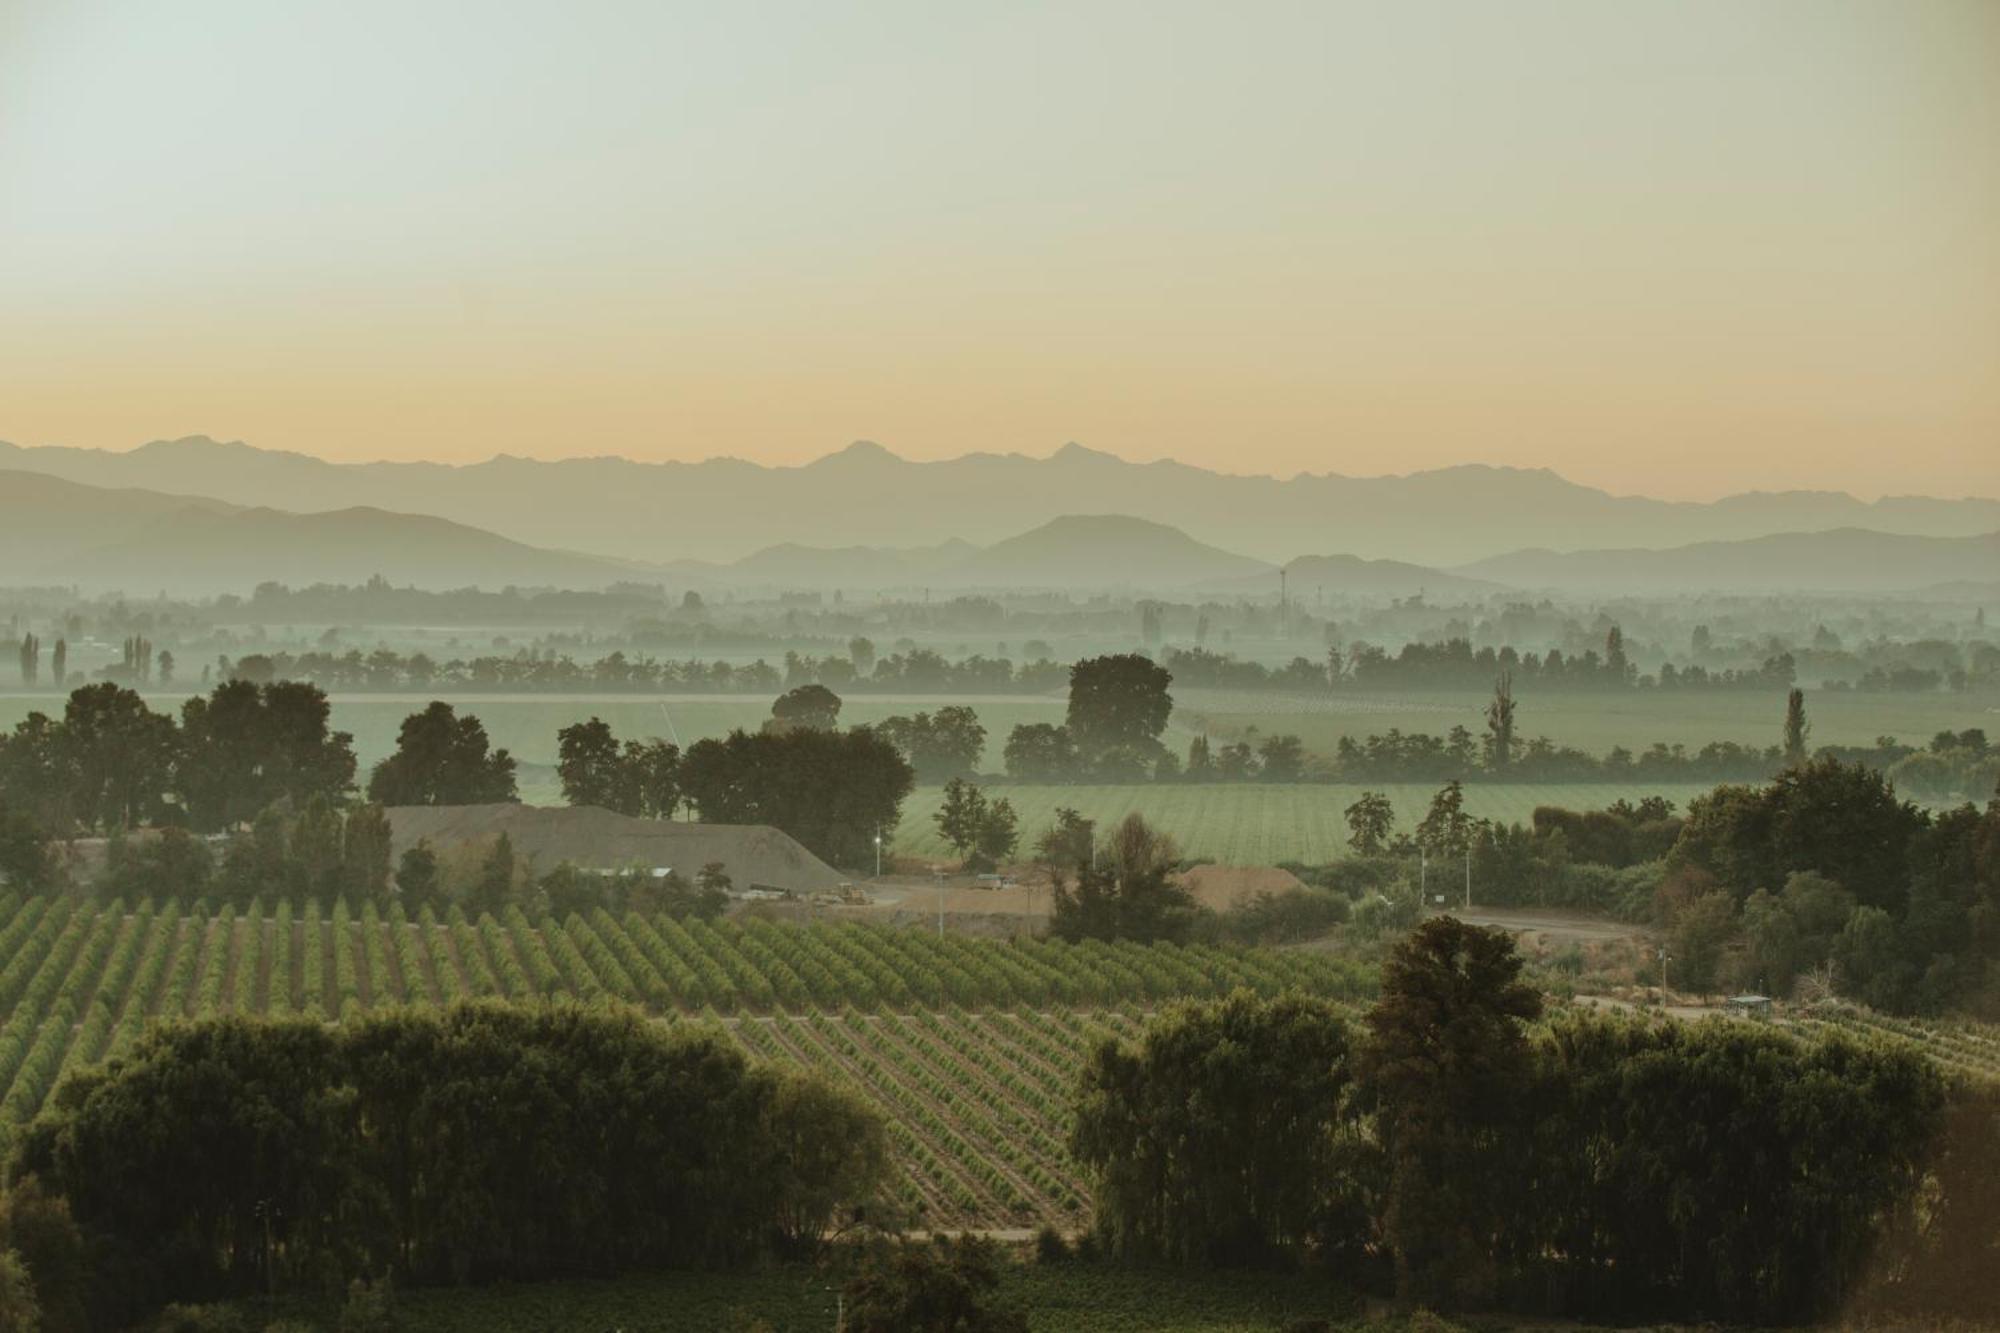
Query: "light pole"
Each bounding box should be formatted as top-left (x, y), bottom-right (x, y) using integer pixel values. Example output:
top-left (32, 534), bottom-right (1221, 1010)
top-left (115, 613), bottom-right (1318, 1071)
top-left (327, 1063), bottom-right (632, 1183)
top-left (1464, 846), bottom-right (1471, 911)
top-left (873, 830), bottom-right (882, 879)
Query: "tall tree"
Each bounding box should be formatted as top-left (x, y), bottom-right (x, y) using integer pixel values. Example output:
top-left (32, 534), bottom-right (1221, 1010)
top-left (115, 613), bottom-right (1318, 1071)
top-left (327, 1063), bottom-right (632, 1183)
top-left (1065, 655), bottom-right (1173, 761)
top-left (1416, 779), bottom-right (1473, 856)
top-left (1362, 916), bottom-right (1542, 1310)
top-left (1049, 813), bottom-right (1194, 943)
top-left (1604, 624), bottom-right (1630, 682)
top-left (934, 778), bottom-right (988, 862)
top-left (366, 702), bottom-right (517, 806)
top-left (340, 803), bottom-right (394, 902)
top-left (0, 800), bottom-right (53, 892)
top-left (1483, 672), bottom-right (1515, 772)
top-left (770, 684), bottom-right (843, 731)
top-left (974, 797), bottom-right (1019, 869)
top-left (177, 680), bottom-right (357, 832)
top-left (1002, 723), bottom-right (1078, 782)
top-left (1034, 806), bottom-right (1094, 871)
top-left (59, 684), bottom-right (177, 832)
top-left (1344, 790), bottom-right (1395, 855)
top-left (875, 707), bottom-right (986, 782)
top-left (1071, 991), bottom-right (1365, 1266)
top-left (556, 717), bottom-right (628, 810)
top-left (1783, 687), bottom-right (1810, 766)
top-left (679, 728), bottom-right (913, 870)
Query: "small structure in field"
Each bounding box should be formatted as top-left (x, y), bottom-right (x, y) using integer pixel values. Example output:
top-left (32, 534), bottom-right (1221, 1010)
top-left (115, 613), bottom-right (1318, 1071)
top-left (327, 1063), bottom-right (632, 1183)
top-left (1723, 994), bottom-right (1774, 1020)
top-left (382, 803), bottom-right (846, 898)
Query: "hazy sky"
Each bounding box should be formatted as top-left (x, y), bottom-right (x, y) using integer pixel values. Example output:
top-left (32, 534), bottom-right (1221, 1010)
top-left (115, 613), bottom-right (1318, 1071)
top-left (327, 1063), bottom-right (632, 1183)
top-left (2, 0), bottom-right (1995, 499)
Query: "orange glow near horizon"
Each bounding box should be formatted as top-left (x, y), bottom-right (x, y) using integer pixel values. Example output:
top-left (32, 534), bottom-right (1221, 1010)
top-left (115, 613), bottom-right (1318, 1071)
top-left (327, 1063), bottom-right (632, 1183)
top-left (1, 1), bottom-right (1995, 500)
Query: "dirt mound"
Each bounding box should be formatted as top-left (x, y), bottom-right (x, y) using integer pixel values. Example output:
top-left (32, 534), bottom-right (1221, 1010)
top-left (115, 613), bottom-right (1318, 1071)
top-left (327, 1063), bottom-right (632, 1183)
top-left (1176, 864), bottom-right (1307, 912)
top-left (384, 803), bottom-right (846, 894)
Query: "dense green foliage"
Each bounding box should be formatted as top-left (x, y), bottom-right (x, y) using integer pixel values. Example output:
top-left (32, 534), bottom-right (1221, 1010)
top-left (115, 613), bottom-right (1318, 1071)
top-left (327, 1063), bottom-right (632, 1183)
top-left (1075, 932), bottom-right (1964, 1326)
top-left (10, 1007), bottom-right (886, 1324)
top-left (1049, 815), bottom-right (1199, 945)
top-left (1363, 919), bottom-right (1542, 1309)
top-left (679, 726), bottom-right (914, 870)
top-left (364, 701), bottom-right (518, 805)
top-left (895, 781), bottom-right (1718, 866)
top-left (0, 683), bottom-right (355, 836)
top-left (843, 1235), bottom-right (1027, 1333)
top-left (1072, 991), bottom-right (1363, 1268)
top-left (1663, 758), bottom-right (2000, 1013)
top-left (554, 716), bottom-right (681, 817)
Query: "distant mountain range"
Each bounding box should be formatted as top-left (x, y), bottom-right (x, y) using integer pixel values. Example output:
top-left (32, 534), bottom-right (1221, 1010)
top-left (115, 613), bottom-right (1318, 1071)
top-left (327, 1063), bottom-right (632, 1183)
top-left (4, 434), bottom-right (1995, 567)
top-left (4, 455), bottom-right (1995, 598)
top-left (0, 470), bottom-right (641, 594)
top-left (1458, 528), bottom-right (2000, 594)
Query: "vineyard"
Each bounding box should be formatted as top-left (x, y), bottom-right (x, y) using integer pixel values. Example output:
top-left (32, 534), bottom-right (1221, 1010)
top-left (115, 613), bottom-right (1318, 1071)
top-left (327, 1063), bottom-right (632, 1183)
top-left (1790, 1005), bottom-right (2000, 1084)
top-left (895, 781), bottom-right (1720, 866)
top-left (0, 889), bottom-right (1372, 1229)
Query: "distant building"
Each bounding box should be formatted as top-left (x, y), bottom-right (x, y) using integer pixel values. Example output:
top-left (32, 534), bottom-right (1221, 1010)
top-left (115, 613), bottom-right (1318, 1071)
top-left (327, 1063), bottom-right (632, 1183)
top-left (1723, 994), bottom-right (1774, 1020)
top-left (382, 803), bottom-right (846, 897)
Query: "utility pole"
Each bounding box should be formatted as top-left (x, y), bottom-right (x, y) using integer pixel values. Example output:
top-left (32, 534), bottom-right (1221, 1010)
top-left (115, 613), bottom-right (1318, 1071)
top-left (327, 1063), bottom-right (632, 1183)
top-left (1419, 846), bottom-right (1427, 908)
top-left (1464, 846), bottom-right (1471, 911)
top-left (1279, 567), bottom-right (1288, 639)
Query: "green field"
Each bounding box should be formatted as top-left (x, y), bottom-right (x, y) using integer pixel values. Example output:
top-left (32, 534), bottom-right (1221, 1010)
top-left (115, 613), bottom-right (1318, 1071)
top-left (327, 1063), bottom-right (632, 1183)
top-left (0, 692), bottom-right (1086, 773)
top-left (247, 1264), bottom-right (1382, 1332)
top-left (895, 781), bottom-right (1720, 866)
top-left (1176, 685), bottom-right (1992, 758)
top-left (3, 683), bottom-right (1980, 774)
top-left (0, 890), bottom-right (1370, 1230)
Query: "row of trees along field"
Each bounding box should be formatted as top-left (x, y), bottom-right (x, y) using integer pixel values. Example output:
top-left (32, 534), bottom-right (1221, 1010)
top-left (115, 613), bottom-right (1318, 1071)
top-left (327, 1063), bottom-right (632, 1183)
top-left (0, 928), bottom-right (1987, 1330)
top-left (1327, 737), bottom-right (2000, 1017)
top-left (0, 1006), bottom-right (892, 1329)
top-left (1070, 924), bottom-right (1993, 1326)
top-left (0, 679), bottom-right (917, 874)
top-left (16, 615), bottom-right (1991, 696)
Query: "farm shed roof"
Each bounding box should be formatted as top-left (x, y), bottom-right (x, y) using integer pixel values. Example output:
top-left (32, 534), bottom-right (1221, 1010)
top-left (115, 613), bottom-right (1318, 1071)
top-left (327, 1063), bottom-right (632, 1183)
top-left (383, 803), bottom-right (846, 895)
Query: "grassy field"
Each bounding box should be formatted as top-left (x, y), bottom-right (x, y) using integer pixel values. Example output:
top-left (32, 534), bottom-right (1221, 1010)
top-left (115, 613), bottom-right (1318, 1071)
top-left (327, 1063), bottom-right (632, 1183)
top-left (0, 891), bottom-right (1371, 1230)
top-left (0, 692), bottom-right (1089, 774)
top-left (3, 683), bottom-right (1980, 774)
top-left (895, 781), bottom-right (1720, 866)
top-left (245, 1263), bottom-right (1384, 1333)
top-left (1176, 685), bottom-right (1993, 758)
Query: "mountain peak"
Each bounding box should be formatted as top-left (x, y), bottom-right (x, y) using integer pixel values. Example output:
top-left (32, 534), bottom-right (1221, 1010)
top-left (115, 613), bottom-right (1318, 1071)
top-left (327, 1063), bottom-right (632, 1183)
top-left (811, 440), bottom-right (902, 467)
top-left (1050, 441), bottom-right (1118, 464)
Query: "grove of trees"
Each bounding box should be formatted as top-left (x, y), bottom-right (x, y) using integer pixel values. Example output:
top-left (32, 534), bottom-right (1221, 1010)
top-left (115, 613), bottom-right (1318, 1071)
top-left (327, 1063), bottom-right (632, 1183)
top-left (1073, 925), bottom-right (1970, 1325)
top-left (8, 1006), bottom-right (888, 1327)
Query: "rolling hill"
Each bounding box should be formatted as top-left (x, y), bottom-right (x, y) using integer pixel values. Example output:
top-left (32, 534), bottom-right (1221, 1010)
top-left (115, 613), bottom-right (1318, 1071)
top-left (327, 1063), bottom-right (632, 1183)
top-left (0, 469), bottom-right (641, 594)
top-left (940, 515), bottom-right (1272, 590)
top-left (1456, 528), bottom-right (2000, 593)
top-left (1210, 553), bottom-right (1502, 599)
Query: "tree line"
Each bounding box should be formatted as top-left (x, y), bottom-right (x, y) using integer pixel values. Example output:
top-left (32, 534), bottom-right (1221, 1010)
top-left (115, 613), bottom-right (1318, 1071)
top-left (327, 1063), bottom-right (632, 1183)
top-left (197, 643), bottom-right (1068, 695)
top-left (1320, 747), bottom-right (2000, 1018)
top-left (2, 1005), bottom-right (887, 1328)
top-left (1071, 924), bottom-right (1987, 1325)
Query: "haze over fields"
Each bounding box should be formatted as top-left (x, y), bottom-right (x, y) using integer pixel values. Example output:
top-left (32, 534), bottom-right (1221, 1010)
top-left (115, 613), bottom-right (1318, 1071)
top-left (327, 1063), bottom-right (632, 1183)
top-left (4, 5), bottom-right (2000, 1329)
top-left (3, 437), bottom-right (1998, 596)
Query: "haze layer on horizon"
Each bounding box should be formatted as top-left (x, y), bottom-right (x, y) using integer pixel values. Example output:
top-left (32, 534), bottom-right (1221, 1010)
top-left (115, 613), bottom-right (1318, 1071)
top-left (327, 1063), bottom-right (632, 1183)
top-left (2, 0), bottom-right (1995, 502)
